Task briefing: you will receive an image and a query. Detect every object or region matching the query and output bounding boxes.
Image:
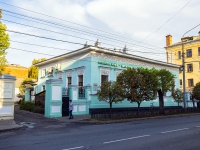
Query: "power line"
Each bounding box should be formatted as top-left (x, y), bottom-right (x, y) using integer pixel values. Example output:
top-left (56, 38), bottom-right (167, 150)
top-left (4, 29), bottom-right (84, 45)
top-left (142, 0), bottom-right (192, 41)
top-left (2, 11), bottom-right (165, 54)
top-left (9, 47), bottom-right (55, 56)
top-left (0, 1), bottom-right (163, 49)
top-left (2, 18), bottom-right (166, 55)
top-left (2, 9), bottom-right (163, 51)
top-left (8, 46), bottom-right (169, 66)
top-left (10, 40), bottom-right (73, 51)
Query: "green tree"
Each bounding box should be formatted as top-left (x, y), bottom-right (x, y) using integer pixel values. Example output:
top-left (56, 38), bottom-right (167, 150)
top-left (117, 67), bottom-right (159, 110)
top-left (157, 69), bottom-right (175, 113)
top-left (192, 82), bottom-right (200, 107)
top-left (192, 82), bottom-right (200, 101)
top-left (18, 78), bottom-right (36, 98)
top-left (97, 81), bottom-right (125, 118)
top-left (0, 9), bottom-right (10, 75)
top-left (28, 58), bottom-right (46, 79)
top-left (172, 88), bottom-right (183, 106)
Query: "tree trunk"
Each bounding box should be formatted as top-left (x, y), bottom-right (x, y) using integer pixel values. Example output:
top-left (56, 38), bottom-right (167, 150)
top-left (158, 89), bottom-right (165, 114)
top-left (109, 102), bottom-right (112, 119)
top-left (137, 102), bottom-right (141, 116)
top-left (192, 100), bottom-right (195, 108)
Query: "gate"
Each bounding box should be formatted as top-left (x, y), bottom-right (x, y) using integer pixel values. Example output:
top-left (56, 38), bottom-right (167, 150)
top-left (62, 97), bottom-right (69, 116)
top-left (35, 91), bottom-right (45, 114)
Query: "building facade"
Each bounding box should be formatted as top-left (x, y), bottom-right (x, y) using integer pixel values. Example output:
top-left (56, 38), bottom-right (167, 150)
top-left (165, 35), bottom-right (200, 93)
top-left (3, 64), bottom-right (28, 101)
top-left (34, 44), bottom-right (181, 117)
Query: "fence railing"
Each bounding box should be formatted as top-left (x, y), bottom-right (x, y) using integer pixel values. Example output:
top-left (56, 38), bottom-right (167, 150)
top-left (89, 107), bottom-right (200, 120)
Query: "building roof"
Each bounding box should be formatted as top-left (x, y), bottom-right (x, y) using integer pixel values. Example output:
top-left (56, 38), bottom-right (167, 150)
top-left (6, 64), bottom-right (28, 69)
top-left (165, 36), bottom-right (200, 48)
top-left (35, 45), bottom-right (179, 68)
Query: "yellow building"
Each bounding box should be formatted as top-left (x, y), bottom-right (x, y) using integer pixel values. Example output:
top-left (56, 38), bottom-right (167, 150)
top-left (165, 35), bottom-right (200, 92)
top-left (3, 64), bottom-right (28, 101)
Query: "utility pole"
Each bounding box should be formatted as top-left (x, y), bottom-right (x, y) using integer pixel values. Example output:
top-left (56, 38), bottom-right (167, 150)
top-left (181, 39), bottom-right (186, 109)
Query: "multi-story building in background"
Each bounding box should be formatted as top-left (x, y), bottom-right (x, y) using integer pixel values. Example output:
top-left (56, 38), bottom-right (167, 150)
top-left (3, 64), bottom-right (28, 101)
top-left (165, 34), bottom-right (200, 93)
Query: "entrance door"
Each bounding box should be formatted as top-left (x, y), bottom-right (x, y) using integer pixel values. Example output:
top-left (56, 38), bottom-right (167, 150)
top-left (62, 97), bottom-right (69, 116)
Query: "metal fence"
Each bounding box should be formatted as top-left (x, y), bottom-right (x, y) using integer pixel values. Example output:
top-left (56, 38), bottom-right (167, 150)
top-left (89, 107), bottom-right (200, 120)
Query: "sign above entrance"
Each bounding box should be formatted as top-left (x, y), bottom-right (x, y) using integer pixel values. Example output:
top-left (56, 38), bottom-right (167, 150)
top-left (98, 61), bottom-right (133, 69)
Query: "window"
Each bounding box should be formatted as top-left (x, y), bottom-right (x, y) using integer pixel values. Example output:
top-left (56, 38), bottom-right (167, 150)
top-left (78, 75), bottom-right (85, 98)
top-left (187, 64), bottom-right (193, 72)
top-left (42, 69), bottom-right (46, 77)
top-left (198, 47), bottom-right (200, 56)
top-left (42, 85), bottom-right (45, 91)
top-left (67, 77), bottom-right (72, 87)
top-left (48, 67), bottom-right (53, 76)
top-left (180, 79), bottom-right (182, 86)
top-left (101, 75), bottom-right (108, 84)
top-left (188, 79), bottom-right (194, 87)
top-left (199, 62), bottom-right (200, 71)
top-left (186, 49), bottom-right (192, 57)
top-left (178, 51), bottom-right (181, 59)
top-left (57, 72), bottom-right (62, 79)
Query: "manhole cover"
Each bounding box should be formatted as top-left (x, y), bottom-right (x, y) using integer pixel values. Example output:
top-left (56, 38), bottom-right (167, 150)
top-left (20, 122), bottom-right (36, 128)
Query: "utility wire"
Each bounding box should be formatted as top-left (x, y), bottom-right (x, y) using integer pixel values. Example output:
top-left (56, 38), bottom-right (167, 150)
top-left (9, 47), bottom-right (55, 56)
top-left (10, 40), bottom-right (73, 51)
top-left (5, 29), bottom-right (84, 45)
top-left (2, 11), bottom-right (165, 53)
top-left (1, 18), bottom-right (166, 55)
top-left (9, 46), bottom-right (169, 65)
top-left (5, 29), bottom-right (166, 55)
top-left (142, 0), bottom-right (192, 41)
top-left (0, 1), bottom-right (163, 49)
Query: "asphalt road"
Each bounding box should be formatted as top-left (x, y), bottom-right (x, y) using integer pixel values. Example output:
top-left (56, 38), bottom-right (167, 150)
top-left (0, 114), bottom-right (200, 150)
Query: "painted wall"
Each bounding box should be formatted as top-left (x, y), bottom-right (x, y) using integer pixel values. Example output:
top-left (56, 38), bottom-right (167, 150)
top-left (35, 49), bottom-right (180, 116)
top-left (166, 37), bottom-right (200, 92)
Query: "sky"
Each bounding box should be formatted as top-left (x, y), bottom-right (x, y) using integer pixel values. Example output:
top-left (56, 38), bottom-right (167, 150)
top-left (0, 0), bottom-right (200, 67)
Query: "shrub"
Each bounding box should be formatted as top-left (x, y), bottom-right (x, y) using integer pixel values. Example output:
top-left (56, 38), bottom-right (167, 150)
top-left (19, 100), bottom-right (35, 112)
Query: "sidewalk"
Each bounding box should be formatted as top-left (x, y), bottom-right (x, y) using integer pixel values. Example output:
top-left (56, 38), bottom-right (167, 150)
top-left (0, 105), bottom-right (91, 132)
top-left (0, 119), bottom-right (23, 132)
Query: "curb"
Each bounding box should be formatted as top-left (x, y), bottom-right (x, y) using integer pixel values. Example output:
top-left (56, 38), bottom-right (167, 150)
top-left (73, 113), bottom-right (200, 125)
top-left (0, 125), bottom-right (26, 133)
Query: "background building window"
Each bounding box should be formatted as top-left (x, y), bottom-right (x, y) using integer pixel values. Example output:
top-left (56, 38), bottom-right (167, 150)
top-left (188, 79), bottom-right (194, 87)
top-left (199, 62), bottom-right (200, 71)
top-left (187, 64), bottom-right (193, 72)
top-left (186, 49), bottom-right (192, 57)
top-left (198, 47), bottom-right (200, 56)
top-left (178, 51), bottom-right (181, 59)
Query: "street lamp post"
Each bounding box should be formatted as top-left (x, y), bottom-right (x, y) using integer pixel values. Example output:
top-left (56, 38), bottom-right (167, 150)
top-left (181, 23), bottom-right (200, 110)
top-left (181, 39), bottom-right (186, 109)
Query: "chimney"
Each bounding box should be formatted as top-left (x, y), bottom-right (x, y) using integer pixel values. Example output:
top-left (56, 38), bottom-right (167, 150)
top-left (166, 35), bottom-right (172, 46)
top-left (122, 45), bottom-right (128, 54)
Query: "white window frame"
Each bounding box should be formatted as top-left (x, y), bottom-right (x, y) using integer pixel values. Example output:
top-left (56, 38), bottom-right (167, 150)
top-left (66, 70), bottom-right (72, 88)
top-left (99, 67), bottom-right (111, 85)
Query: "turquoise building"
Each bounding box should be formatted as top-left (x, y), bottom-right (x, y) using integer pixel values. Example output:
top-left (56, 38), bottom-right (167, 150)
top-left (34, 43), bottom-right (181, 118)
